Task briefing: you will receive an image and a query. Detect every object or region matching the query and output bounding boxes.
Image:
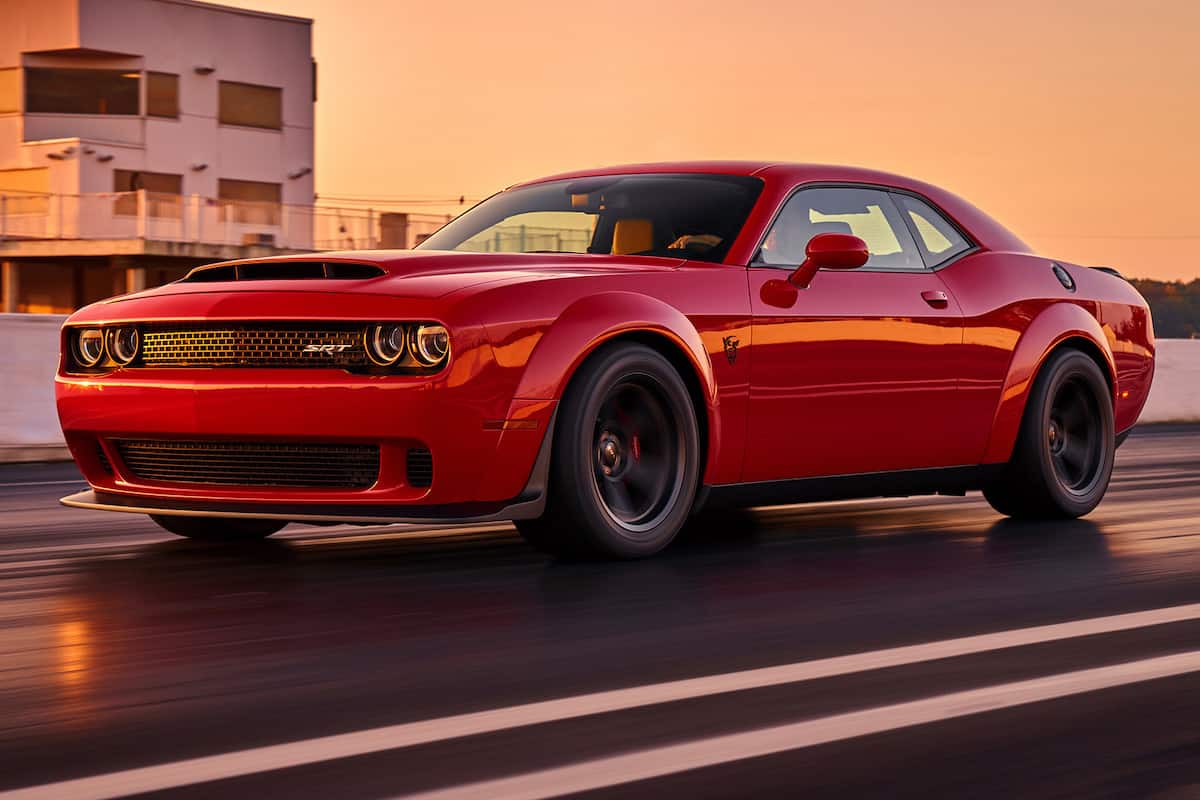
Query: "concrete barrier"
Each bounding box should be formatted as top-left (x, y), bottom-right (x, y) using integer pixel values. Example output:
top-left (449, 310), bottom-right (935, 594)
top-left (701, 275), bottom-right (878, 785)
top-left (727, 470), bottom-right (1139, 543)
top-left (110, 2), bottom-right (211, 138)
top-left (0, 313), bottom-right (69, 463)
top-left (1139, 338), bottom-right (1200, 424)
top-left (0, 312), bottom-right (1196, 463)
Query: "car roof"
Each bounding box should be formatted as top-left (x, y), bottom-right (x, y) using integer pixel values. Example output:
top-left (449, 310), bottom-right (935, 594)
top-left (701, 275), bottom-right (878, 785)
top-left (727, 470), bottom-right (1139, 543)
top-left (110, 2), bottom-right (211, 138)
top-left (512, 161), bottom-right (930, 190)
top-left (508, 161), bottom-right (781, 187)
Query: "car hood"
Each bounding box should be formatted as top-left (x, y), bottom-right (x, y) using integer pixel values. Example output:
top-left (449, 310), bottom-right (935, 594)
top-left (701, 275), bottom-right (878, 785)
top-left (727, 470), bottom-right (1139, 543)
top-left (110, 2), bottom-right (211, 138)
top-left (106, 251), bottom-right (688, 304)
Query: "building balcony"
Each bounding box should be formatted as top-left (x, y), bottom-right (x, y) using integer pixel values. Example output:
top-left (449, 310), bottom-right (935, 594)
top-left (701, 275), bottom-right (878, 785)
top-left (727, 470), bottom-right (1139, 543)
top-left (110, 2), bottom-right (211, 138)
top-left (0, 190), bottom-right (378, 256)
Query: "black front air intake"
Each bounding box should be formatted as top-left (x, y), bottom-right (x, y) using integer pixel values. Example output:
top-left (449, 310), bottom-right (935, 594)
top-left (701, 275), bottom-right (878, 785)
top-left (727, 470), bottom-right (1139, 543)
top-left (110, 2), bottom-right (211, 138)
top-left (406, 448), bottom-right (433, 488)
top-left (96, 442), bottom-right (114, 474)
top-left (113, 440), bottom-right (380, 489)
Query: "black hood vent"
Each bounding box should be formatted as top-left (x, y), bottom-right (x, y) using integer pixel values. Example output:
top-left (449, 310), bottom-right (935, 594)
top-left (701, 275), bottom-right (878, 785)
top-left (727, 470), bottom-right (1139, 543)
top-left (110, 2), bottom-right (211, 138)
top-left (182, 261), bottom-right (385, 283)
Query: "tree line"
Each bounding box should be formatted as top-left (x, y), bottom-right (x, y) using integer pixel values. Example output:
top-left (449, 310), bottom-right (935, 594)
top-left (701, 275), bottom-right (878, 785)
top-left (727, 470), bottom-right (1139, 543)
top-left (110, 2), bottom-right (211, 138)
top-left (1130, 279), bottom-right (1200, 339)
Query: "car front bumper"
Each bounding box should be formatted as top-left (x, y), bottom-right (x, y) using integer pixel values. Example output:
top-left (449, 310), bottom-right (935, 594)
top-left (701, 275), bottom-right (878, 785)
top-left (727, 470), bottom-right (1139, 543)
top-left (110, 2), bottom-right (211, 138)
top-left (56, 367), bottom-right (555, 518)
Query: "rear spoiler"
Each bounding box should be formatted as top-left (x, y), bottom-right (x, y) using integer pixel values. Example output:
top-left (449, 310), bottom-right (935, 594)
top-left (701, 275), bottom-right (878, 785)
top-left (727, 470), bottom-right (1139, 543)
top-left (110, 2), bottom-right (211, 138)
top-left (1091, 266), bottom-right (1126, 280)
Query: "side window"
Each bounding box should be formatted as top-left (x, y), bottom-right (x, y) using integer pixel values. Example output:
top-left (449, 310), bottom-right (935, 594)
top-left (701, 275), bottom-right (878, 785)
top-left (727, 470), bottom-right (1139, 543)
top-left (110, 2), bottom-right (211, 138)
top-left (757, 187), bottom-right (924, 270)
top-left (894, 194), bottom-right (971, 267)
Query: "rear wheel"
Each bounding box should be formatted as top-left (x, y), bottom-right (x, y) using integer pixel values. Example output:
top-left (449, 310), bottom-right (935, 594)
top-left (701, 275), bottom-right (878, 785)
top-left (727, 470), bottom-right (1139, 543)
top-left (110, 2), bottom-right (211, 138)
top-left (516, 343), bottom-right (700, 559)
top-left (150, 515), bottom-right (287, 541)
top-left (983, 348), bottom-right (1114, 518)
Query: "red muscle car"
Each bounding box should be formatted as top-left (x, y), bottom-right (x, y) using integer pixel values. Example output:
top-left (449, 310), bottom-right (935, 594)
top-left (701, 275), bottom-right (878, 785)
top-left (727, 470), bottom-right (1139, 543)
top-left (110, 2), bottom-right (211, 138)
top-left (57, 162), bottom-right (1155, 558)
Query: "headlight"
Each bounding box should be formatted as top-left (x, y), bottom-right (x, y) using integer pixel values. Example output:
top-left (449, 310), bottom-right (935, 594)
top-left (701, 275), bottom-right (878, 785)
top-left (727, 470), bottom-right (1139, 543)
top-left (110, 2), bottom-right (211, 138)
top-left (366, 323), bottom-right (406, 365)
top-left (74, 328), bottom-right (105, 367)
top-left (410, 323), bottom-right (450, 366)
top-left (106, 326), bottom-right (140, 365)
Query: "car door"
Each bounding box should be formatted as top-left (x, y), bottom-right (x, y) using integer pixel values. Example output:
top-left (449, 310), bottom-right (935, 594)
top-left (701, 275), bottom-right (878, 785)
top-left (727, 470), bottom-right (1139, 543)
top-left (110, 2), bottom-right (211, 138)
top-left (744, 185), bottom-right (967, 482)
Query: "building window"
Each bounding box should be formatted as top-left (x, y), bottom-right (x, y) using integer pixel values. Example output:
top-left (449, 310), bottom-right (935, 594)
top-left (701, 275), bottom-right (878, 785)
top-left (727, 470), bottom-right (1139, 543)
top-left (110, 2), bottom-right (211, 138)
top-left (218, 81), bottom-right (282, 130)
top-left (146, 72), bottom-right (179, 118)
top-left (218, 178), bottom-right (281, 224)
top-left (0, 167), bottom-right (49, 194)
top-left (25, 68), bottom-right (139, 115)
top-left (0, 68), bottom-right (19, 113)
top-left (113, 169), bottom-right (183, 217)
top-left (0, 167), bottom-right (50, 213)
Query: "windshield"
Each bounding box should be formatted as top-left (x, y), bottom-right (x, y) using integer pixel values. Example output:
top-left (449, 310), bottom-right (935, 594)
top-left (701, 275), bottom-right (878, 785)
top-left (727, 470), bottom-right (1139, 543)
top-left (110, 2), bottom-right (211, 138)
top-left (417, 173), bottom-right (763, 263)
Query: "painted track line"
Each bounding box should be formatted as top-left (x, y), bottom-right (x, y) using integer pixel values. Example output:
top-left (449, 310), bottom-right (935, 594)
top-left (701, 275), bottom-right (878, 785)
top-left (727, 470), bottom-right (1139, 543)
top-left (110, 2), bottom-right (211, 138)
top-left (402, 650), bottom-right (1200, 800)
top-left (3, 602), bottom-right (1200, 800)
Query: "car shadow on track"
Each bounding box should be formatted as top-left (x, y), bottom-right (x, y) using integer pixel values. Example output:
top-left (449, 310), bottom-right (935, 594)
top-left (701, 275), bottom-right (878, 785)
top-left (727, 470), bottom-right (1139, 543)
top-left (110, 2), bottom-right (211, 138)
top-left (59, 510), bottom-right (1113, 618)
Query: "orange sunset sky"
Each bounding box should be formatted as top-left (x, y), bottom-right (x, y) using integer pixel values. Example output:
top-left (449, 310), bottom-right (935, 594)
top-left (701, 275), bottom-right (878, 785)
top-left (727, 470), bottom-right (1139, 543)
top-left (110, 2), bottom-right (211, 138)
top-left (224, 0), bottom-right (1200, 281)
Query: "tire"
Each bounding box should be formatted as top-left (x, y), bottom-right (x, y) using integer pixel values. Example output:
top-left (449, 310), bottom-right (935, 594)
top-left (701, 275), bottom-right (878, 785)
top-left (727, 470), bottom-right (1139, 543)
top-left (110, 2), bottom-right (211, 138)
top-left (516, 343), bottom-right (701, 559)
top-left (983, 348), bottom-right (1115, 519)
top-left (150, 514), bottom-right (287, 541)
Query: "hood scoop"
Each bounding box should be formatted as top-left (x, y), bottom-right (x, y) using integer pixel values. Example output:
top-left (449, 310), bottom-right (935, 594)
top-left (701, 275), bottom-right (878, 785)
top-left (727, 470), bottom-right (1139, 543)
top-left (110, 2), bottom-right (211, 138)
top-left (182, 261), bottom-right (386, 283)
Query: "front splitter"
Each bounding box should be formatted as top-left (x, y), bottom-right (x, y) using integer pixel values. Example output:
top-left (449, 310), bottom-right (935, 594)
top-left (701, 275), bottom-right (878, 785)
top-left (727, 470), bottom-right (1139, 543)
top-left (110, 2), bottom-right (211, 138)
top-left (60, 489), bottom-right (544, 526)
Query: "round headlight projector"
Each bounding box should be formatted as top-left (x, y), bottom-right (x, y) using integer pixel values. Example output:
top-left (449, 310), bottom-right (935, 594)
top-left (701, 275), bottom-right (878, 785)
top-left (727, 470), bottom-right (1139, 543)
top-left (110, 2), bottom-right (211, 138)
top-left (366, 322), bottom-right (450, 367)
top-left (106, 326), bottom-right (140, 365)
top-left (366, 323), bottom-right (407, 366)
top-left (74, 328), bottom-right (106, 367)
top-left (411, 324), bottom-right (450, 366)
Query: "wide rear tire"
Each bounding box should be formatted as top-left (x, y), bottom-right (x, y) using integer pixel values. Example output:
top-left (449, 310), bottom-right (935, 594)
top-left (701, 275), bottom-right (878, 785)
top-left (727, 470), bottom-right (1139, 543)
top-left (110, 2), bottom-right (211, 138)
top-left (150, 515), bottom-right (287, 541)
top-left (983, 348), bottom-right (1115, 519)
top-left (516, 343), bottom-right (701, 559)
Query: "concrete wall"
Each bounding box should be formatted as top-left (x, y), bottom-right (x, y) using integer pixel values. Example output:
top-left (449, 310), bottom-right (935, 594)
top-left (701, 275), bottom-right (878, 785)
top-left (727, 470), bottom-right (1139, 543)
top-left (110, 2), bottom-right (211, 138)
top-left (0, 312), bottom-right (67, 462)
top-left (0, 317), bottom-right (1196, 463)
top-left (1140, 339), bottom-right (1200, 424)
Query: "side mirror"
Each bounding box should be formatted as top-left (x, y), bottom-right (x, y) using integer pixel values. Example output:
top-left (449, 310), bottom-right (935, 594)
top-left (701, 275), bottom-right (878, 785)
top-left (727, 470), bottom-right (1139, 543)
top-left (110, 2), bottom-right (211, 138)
top-left (788, 233), bottom-right (870, 288)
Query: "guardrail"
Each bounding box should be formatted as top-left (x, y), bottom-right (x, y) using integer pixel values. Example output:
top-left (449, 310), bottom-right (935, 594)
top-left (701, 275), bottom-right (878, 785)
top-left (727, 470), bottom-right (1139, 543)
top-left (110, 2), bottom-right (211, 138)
top-left (2, 320), bottom-right (1197, 464)
top-left (0, 191), bottom-right (378, 251)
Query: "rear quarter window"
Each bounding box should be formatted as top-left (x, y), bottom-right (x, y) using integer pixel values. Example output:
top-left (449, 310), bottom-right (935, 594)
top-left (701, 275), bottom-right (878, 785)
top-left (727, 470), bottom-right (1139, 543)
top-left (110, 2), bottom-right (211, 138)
top-left (894, 194), bottom-right (972, 267)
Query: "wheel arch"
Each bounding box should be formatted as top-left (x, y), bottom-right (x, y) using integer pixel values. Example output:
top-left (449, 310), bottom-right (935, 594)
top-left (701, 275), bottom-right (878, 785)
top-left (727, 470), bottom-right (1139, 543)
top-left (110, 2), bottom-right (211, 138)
top-left (983, 303), bottom-right (1117, 464)
top-left (513, 292), bottom-right (720, 482)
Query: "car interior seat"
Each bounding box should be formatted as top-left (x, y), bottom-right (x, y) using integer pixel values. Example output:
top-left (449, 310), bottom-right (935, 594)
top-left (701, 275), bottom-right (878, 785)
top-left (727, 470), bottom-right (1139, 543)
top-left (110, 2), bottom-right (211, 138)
top-left (611, 218), bottom-right (654, 255)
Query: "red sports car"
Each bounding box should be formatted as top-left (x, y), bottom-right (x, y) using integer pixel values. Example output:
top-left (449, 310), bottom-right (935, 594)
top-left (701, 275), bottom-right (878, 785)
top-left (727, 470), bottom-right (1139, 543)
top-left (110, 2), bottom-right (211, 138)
top-left (57, 162), bottom-right (1155, 558)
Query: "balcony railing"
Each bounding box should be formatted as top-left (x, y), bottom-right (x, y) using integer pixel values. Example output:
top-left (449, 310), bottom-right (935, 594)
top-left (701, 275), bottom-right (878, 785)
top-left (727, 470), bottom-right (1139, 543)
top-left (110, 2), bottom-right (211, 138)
top-left (0, 190), bottom-right (379, 251)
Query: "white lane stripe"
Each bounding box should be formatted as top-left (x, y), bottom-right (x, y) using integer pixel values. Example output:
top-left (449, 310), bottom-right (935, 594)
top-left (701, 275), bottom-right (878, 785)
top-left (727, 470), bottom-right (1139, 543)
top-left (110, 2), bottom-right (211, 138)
top-left (401, 650), bottom-right (1200, 800)
top-left (2, 602), bottom-right (1199, 800)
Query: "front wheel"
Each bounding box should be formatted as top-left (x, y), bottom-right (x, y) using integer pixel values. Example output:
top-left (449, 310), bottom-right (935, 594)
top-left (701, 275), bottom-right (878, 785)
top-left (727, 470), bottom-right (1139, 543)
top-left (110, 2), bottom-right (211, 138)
top-left (983, 348), bottom-right (1115, 518)
top-left (517, 343), bottom-right (701, 559)
top-left (150, 515), bottom-right (287, 541)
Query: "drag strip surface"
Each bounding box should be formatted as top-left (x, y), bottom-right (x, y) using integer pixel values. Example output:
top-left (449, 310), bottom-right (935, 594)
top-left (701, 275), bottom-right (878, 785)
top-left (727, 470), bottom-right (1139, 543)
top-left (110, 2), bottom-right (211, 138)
top-left (0, 427), bottom-right (1198, 798)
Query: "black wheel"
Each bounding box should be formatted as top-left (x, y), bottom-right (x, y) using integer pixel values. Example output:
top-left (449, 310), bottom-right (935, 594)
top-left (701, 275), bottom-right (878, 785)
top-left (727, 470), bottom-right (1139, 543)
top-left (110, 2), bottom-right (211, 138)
top-left (150, 515), bottom-right (287, 541)
top-left (516, 343), bottom-right (700, 559)
top-left (983, 348), bottom-right (1114, 519)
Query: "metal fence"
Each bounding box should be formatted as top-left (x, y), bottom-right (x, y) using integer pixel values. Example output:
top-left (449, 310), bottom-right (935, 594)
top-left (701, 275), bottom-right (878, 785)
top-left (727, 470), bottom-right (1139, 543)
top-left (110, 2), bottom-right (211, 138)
top-left (0, 190), bottom-right (379, 251)
top-left (456, 223), bottom-right (593, 254)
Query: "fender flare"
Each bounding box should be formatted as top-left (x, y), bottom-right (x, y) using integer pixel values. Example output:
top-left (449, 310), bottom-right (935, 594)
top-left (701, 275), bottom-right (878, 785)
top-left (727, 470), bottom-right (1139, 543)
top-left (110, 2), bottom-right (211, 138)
top-left (983, 302), bottom-right (1117, 464)
top-left (511, 291), bottom-right (721, 479)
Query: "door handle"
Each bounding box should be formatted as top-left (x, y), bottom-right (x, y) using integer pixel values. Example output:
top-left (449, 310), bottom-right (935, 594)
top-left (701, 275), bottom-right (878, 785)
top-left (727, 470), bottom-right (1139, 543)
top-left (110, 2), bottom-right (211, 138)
top-left (921, 290), bottom-right (949, 308)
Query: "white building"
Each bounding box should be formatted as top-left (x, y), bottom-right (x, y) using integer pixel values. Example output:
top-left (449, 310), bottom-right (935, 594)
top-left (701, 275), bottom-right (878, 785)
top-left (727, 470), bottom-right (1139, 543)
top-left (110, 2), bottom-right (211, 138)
top-left (0, 0), bottom-right (377, 313)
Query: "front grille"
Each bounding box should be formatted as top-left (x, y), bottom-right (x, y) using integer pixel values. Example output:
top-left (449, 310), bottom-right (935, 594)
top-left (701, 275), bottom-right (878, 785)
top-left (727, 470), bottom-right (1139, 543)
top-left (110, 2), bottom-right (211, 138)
top-left (141, 324), bottom-right (368, 368)
top-left (406, 448), bottom-right (433, 488)
top-left (113, 440), bottom-right (380, 488)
